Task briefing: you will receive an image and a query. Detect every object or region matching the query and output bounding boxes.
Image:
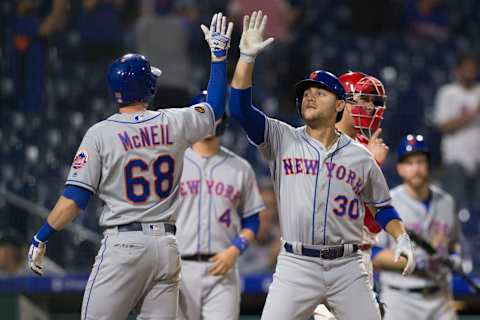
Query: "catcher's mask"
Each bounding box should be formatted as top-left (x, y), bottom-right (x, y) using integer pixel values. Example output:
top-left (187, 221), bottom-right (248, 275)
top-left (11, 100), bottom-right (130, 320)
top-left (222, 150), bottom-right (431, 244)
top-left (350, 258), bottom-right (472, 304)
top-left (346, 75), bottom-right (387, 139)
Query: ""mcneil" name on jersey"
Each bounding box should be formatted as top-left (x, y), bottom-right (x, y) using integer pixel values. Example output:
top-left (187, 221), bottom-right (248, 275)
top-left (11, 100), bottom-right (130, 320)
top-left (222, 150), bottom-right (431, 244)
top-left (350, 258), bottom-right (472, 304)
top-left (118, 125), bottom-right (173, 151)
top-left (283, 158), bottom-right (363, 194)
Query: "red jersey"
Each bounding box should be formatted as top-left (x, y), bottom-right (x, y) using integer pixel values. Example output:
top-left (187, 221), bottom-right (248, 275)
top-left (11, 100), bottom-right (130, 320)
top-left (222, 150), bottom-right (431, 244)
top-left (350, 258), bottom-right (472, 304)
top-left (356, 133), bottom-right (382, 234)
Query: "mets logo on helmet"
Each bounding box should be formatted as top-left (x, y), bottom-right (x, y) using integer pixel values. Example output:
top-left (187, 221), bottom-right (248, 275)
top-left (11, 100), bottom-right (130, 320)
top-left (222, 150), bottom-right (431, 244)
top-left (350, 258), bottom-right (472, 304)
top-left (72, 148), bottom-right (89, 170)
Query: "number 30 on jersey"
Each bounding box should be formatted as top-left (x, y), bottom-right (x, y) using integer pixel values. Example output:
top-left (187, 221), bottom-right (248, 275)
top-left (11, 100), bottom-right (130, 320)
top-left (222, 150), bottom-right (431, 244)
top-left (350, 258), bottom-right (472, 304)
top-left (333, 195), bottom-right (360, 219)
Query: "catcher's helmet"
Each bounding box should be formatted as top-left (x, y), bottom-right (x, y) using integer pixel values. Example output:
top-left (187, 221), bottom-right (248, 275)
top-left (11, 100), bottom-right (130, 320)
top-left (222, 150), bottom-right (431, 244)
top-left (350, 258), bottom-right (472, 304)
top-left (295, 70), bottom-right (346, 121)
top-left (339, 71), bottom-right (367, 94)
top-left (107, 53), bottom-right (162, 106)
top-left (339, 72), bottom-right (387, 138)
top-left (191, 90), bottom-right (228, 136)
top-left (397, 134), bottom-right (429, 162)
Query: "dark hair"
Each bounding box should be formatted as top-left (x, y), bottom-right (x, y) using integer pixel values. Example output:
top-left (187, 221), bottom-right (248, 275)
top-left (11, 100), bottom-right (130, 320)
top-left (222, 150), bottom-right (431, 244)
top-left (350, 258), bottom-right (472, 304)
top-left (456, 54), bottom-right (476, 67)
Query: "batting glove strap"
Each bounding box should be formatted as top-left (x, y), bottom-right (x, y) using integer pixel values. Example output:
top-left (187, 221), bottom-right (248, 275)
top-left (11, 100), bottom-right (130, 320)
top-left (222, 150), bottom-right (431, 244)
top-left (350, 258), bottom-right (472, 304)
top-left (447, 253), bottom-right (463, 272)
top-left (211, 32), bottom-right (230, 57)
top-left (239, 53), bottom-right (256, 63)
top-left (31, 235), bottom-right (46, 247)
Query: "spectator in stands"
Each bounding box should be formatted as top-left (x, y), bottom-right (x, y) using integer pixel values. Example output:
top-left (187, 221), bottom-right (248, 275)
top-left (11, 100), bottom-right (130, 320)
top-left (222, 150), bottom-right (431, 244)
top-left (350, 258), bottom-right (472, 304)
top-left (11, 0), bottom-right (68, 112)
top-left (238, 178), bottom-right (281, 275)
top-left (0, 229), bottom-right (25, 275)
top-left (433, 54), bottom-right (480, 211)
top-left (403, 0), bottom-right (449, 38)
top-left (78, 0), bottom-right (127, 64)
top-left (133, 0), bottom-right (196, 107)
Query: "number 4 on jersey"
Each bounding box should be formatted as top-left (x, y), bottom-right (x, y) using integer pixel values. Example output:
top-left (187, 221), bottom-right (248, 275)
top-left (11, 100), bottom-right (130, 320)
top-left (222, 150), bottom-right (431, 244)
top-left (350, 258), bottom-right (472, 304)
top-left (219, 209), bottom-right (231, 227)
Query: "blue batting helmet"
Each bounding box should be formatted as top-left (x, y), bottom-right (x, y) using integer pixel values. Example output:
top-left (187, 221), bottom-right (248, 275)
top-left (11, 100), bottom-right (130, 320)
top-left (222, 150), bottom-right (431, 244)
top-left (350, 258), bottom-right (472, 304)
top-left (295, 70), bottom-right (346, 121)
top-left (397, 134), bottom-right (430, 161)
top-left (107, 53), bottom-right (162, 106)
top-left (191, 90), bottom-right (228, 136)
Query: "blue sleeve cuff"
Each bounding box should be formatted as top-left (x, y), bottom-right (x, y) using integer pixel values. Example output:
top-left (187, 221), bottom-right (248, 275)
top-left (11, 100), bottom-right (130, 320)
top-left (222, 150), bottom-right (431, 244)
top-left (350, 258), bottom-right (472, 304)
top-left (229, 87), bottom-right (266, 144)
top-left (375, 206), bottom-right (402, 230)
top-left (371, 246), bottom-right (384, 259)
top-left (35, 221), bottom-right (57, 242)
top-left (63, 185), bottom-right (93, 210)
top-left (206, 61), bottom-right (227, 120)
top-left (241, 213), bottom-right (260, 236)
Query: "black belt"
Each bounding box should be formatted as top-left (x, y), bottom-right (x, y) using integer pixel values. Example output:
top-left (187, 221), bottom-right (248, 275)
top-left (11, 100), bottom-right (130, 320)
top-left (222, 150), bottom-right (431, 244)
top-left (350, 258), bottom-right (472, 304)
top-left (388, 285), bottom-right (441, 295)
top-left (181, 254), bottom-right (216, 262)
top-left (116, 222), bottom-right (176, 235)
top-left (284, 242), bottom-right (358, 259)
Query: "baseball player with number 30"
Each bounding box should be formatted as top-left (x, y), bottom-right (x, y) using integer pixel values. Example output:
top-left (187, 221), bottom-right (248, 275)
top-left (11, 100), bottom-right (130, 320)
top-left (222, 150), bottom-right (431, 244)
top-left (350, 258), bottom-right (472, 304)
top-left (228, 10), bottom-right (416, 320)
top-left (314, 71), bottom-right (390, 320)
top-left (27, 12), bottom-right (232, 320)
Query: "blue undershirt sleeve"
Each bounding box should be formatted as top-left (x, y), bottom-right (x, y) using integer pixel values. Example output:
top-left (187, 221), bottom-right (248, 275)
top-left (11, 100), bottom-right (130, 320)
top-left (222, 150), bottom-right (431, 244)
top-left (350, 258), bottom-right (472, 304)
top-left (63, 185), bottom-right (93, 210)
top-left (371, 246), bottom-right (384, 259)
top-left (229, 87), bottom-right (266, 145)
top-left (375, 206), bottom-right (401, 230)
top-left (241, 213), bottom-right (260, 236)
top-left (206, 61), bottom-right (227, 120)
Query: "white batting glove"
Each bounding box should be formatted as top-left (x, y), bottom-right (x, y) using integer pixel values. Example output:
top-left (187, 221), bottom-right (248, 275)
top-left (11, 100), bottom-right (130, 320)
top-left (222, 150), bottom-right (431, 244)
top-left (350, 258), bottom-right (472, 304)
top-left (28, 236), bottom-right (47, 276)
top-left (447, 253), bottom-right (463, 273)
top-left (394, 233), bottom-right (416, 276)
top-left (201, 12), bottom-right (234, 59)
top-left (239, 10), bottom-right (275, 62)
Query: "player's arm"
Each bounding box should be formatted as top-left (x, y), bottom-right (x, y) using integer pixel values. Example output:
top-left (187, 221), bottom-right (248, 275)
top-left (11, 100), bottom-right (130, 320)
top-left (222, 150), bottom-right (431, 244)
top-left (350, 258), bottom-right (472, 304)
top-left (372, 247), bottom-right (410, 272)
top-left (29, 133), bottom-right (100, 276)
top-left (208, 213), bottom-right (260, 276)
top-left (369, 205), bottom-right (415, 275)
top-left (201, 12), bottom-right (233, 120)
top-left (229, 11), bottom-right (274, 145)
top-left (363, 160), bottom-right (416, 276)
top-left (28, 186), bottom-right (92, 276)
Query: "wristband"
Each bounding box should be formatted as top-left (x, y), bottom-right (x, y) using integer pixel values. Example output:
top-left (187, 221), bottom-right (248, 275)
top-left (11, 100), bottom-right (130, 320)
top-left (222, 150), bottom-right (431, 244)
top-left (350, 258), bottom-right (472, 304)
top-left (239, 53), bottom-right (256, 63)
top-left (36, 221), bottom-right (57, 242)
top-left (231, 236), bottom-right (249, 254)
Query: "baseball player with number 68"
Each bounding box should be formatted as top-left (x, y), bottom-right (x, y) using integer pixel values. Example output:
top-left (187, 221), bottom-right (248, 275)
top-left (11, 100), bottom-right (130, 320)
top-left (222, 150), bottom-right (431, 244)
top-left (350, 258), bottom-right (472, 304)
top-left (27, 12), bottom-right (233, 320)
top-left (228, 10), bottom-right (416, 320)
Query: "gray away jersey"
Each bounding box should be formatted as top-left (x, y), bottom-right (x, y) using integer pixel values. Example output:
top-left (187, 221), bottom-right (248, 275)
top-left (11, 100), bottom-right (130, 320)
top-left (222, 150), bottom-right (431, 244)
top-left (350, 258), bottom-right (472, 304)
top-left (378, 184), bottom-right (460, 288)
top-left (65, 104), bottom-right (215, 227)
top-left (176, 147), bottom-right (265, 255)
top-left (257, 117), bottom-right (391, 245)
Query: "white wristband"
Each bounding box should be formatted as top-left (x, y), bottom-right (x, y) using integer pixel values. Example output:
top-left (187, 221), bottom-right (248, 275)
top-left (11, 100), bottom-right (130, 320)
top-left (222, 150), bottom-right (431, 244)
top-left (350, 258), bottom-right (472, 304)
top-left (239, 53), bottom-right (256, 63)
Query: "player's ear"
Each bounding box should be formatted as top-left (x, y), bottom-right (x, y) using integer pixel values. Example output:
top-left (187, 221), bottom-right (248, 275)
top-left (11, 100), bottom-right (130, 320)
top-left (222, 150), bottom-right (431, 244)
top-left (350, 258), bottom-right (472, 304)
top-left (396, 162), bottom-right (405, 178)
top-left (335, 99), bottom-right (346, 112)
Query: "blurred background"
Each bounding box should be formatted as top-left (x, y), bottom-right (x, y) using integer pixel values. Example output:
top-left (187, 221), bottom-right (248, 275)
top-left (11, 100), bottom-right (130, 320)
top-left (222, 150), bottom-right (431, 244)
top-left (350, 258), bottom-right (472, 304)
top-left (0, 0), bottom-right (480, 319)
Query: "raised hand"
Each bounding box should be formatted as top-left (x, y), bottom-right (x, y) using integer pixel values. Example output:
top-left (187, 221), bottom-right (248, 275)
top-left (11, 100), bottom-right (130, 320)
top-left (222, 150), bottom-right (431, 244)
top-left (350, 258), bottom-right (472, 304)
top-left (367, 128), bottom-right (389, 164)
top-left (201, 12), bottom-right (234, 61)
top-left (239, 11), bottom-right (275, 62)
